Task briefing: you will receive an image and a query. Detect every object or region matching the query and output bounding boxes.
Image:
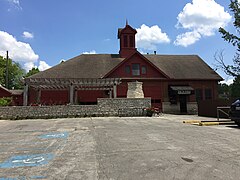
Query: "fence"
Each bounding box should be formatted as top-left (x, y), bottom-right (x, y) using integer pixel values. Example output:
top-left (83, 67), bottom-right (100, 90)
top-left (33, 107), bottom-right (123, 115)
top-left (198, 99), bottom-right (236, 118)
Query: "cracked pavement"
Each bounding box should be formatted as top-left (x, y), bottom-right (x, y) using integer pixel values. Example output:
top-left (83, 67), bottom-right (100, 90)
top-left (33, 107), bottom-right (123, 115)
top-left (0, 115), bottom-right (240, 179)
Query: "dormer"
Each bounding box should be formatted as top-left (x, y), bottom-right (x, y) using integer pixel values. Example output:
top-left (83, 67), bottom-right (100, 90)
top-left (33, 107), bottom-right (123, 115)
top-left (118, 22), bottom-right (137, 58)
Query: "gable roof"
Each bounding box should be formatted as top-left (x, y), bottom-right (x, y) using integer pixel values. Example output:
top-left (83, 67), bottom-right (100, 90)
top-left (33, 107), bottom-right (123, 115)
top-left (27, 53), bottom-right (222, 81)
top-left (0, 85), bottom-right (23, 95)
top-left (104, 51), bottom-right (170, 79)
top-left (28, 54), bottom-right (124, 79)
top-left (0, 85), bottom-right (11, 95)
top-left (145, 55), bottom-right (222, 80)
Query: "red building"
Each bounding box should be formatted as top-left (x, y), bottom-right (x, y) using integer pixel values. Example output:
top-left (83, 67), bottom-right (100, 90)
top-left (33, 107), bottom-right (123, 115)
top-left (0, 85), bottom-right (23, 106)
top-left (23, 23), bottom-right (222, 114)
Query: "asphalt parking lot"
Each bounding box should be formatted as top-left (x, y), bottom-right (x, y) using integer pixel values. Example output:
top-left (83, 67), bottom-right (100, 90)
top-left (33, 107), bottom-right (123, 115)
top-left (0, 114), bottom-right (240, 180)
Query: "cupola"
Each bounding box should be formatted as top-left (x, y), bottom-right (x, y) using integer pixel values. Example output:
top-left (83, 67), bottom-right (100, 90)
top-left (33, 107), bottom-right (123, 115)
top-left (118, 21), bottom-right (137, 58)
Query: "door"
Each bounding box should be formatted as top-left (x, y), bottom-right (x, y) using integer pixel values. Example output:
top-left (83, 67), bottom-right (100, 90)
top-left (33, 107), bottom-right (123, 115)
top-left (179, 95), bottom-right (187, 114)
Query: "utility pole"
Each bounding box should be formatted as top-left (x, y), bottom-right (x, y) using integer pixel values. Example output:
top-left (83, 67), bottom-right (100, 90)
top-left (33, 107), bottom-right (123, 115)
top-left (6, 51), bottom-right (9, 89)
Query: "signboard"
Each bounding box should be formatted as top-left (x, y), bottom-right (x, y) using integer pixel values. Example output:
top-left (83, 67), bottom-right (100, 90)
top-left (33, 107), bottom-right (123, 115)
top-left (177, 90), bottom-right (191, 95)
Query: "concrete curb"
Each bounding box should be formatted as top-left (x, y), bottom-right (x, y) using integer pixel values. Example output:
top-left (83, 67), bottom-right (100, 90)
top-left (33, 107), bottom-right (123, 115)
top-left (183, 120), bottom-right (201, 124)
top-left (199, 122), bottom-right (220, 126)
top-left (183, 120), bottom-right (235, 126)
top-left (199, 121), bottom-right (235, 126)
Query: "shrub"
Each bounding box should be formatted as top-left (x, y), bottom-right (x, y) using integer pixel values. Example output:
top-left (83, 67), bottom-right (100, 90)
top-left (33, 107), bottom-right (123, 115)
top-left (145, 108), bottom-right (154, 117)
top-left (0, 97), bottom-right (12, 106)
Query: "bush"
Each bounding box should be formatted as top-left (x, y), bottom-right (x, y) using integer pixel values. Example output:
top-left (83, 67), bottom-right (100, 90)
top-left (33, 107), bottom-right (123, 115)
top-left (146, 108), bottom-right (154, 117)
top-left (0, 97), bottom-right (12, 106)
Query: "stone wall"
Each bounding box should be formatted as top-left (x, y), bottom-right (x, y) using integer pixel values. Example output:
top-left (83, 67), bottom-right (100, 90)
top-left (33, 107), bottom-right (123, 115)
top-left (162, 102), bottom-right (198, 115)
top-left (0, 98), bottom-right (151, 120)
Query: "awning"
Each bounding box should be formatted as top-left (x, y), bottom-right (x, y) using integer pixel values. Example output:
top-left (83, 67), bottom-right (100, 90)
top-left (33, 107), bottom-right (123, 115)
top-left (170, 86), bottom-right (194, 95)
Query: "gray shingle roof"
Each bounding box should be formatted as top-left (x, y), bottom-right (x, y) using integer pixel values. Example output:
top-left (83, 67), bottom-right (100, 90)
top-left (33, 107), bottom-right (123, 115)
top-left (29, 54), bottom-right (124, 79)
top-left (145, 55), bottom-right (222, 80)
top-left (27, 53), bottom-right (222, 80)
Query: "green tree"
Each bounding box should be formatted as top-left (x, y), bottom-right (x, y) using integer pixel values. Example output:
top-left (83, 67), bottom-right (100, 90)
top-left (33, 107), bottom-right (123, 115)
top-left (217, 0), bottom-right (240, 77)
top-left (25, 67), bottom-right (40, 77)
top-left (0, 55), bottom-right (25, 89)
top-left (218, 83), bottom-right (231, 99)
top-left (230, 76), bottom-right (240, 97)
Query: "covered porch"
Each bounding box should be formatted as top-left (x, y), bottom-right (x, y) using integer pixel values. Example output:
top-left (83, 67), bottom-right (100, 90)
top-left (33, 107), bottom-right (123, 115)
top-left (23, 78), bottom-right (121, 106)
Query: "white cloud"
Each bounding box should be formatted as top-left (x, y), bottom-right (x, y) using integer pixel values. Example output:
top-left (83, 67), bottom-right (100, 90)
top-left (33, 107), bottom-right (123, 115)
top-left (22, 31), bottom-right (34, 39)
top-left (24, 62), bottom-right (36, 72)
top-left (175, 31), bottom-right (201, 47)
top-left (136, 24), bottom-right (170, 50)
top-left (82, 50), bottom-right (96, 54)
top-left (7, 0), bottom-right (22, 10)
top-left (24, 61), bottom-right (51, 72)
top-left (174, 0), bottom-right (231, 47)
top-left (38, 61), bottom-right (51, 71)
top-left (0, 30), bottom-right (51, 72)
top-left (0, 31), bottom-right (39, 63)
top-left (59, 59), bottom-right (66, 63)
top-left (220, 78), bottom-right (234, 85)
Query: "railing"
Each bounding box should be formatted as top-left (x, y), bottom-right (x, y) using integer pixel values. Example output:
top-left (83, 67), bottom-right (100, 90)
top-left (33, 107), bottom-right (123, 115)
top-left (217, 106), bottom-right (230, 121)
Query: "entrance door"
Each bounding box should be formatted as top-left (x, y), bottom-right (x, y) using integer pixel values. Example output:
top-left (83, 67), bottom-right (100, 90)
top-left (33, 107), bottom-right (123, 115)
top-left (179, 95), bottom-right (187, 114)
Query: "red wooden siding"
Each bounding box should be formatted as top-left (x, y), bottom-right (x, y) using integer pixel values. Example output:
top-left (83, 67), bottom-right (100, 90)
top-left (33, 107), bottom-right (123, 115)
top-left (107, 53), bottom-right (166, 79)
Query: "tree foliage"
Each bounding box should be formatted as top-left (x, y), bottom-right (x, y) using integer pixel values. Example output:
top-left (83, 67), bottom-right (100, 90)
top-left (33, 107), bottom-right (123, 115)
top-left (0, 55), bottom-right (25, 89)
top-left (217, 0), bottom-right (240, 77)
top-left (231, 76), bottom-right (240, 97)
top-left (25, 67), bottom-right (40, 78)
top-left (0, 97), bottom-right (12, 106)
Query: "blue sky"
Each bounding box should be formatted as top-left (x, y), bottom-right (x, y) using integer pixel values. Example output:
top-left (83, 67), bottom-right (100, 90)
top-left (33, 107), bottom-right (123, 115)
top-left (0, 0), bottom-right (237, 84)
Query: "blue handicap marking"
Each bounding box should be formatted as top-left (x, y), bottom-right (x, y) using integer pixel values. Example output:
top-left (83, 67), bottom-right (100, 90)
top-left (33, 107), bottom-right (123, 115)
top-left (0, 153), bottom-right (54, 168)
top-left (0, 176), bottom-right (47, 180)
top-left (30, 176), bottom-right (47, 179)
top-left (0, 177), bottom-right (26, 180)
top-left (39, 132), bottom-right (68, 139)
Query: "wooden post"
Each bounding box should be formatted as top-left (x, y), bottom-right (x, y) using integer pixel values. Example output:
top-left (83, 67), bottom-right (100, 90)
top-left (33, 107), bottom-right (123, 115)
top-left (74, 89), bottom-right (78, 105)
top-left (113, 84), bottom-right (117, 98)
top-left (109, 89), bottom-right (112, 98)
top-left (23, 84), bottom-right (28, 106)
top-left (69, 84), bottom-right (74, 105)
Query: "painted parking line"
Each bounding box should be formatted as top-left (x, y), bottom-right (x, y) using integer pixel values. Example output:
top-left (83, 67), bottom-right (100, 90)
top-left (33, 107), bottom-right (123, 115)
top-left (0, 153), bottom-right (54, 168)
top-left (0, 175), bottom-right (47, 180)
top-left (39, 132), bottom-right (69, 139)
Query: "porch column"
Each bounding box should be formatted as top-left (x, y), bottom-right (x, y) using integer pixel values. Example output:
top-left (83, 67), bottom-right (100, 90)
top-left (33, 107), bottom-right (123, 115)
top-left (23, 84), bottom-right (28, 106)
top-left (113, 84), bottom-right (117, 98)
top-left (69, 84), bottom-right (74, 105)
top-left (109, 89), bottom-right (112, 98)
top-left (74, 89), bottom-right (78, 105)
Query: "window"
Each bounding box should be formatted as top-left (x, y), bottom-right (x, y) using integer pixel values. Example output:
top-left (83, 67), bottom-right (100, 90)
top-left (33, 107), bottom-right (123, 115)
top-left (195, 89), bottom-right (203, 101)
top-left (205, 89), bottom-right (212, 100)
top-left (124, 35), bottom-right (128, 47)
top-left (125, 65), bottom-right (130, 74)
top-left (141, 66), bottom-right (147, 74)
top-left (129, 36), bottom-right (134, 47)
top-left (132, 64), bottom-right (140, 76)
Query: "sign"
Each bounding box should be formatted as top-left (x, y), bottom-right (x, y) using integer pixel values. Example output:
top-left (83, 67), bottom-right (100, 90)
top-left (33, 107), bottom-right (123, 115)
top-left (178, 90), bottom-right (191, 95)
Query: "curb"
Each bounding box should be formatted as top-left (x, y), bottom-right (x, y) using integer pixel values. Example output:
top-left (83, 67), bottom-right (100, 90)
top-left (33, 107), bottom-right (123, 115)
top-left (183, 120), bottom-right (201, 124)
top-left (183, 120), bottom-right (235, 126)
top-left (199, 122), bottom-right (220, 126)
top-left (199, 121), bottom-right (235, 126)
